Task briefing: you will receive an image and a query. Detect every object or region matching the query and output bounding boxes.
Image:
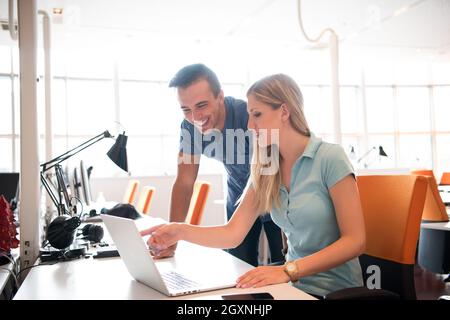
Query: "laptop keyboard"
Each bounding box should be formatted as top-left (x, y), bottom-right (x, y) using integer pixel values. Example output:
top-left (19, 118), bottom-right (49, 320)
top-left (161, 271), bottom-right (200, 291)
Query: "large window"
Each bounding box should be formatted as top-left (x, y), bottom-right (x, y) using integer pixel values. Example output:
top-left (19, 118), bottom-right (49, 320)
top-left (361, 84), bottom-right (449, 171)
top-left (436, 134), bottom-right (450, 173)
top-left (1, 44), bottom-right (450, 177)
top-left (366, 87), bottom-right (395, 134)
top-left (66, 80), bottom-right (115, 135)
top-left (340, 86), bottom-right (363, 160)
top-left (0, 138), bottom-right (12, 172)
top-left (302, 86), bottom-right (333, 138)
top-left (396, 87), bottom-right (431, 169)
top-left (0, 77), bottom-right (12, 135)
top-left (433, 87), bottom-right (450, 177)
top-left (0, 46), bottom-right (15, 172)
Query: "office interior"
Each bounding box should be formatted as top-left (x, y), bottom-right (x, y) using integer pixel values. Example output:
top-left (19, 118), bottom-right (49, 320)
top-left (0, 0), bottom-right (450, 300)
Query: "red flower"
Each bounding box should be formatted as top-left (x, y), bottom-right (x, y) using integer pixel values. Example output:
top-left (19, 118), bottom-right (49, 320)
top-left (0, 195), bottom-right (19, 253)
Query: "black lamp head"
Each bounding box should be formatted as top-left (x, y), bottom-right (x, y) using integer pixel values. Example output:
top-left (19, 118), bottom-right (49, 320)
top-left (107, 132), bottom-right (128, 172)
top-left (378, 146), bottom-right (388, 157)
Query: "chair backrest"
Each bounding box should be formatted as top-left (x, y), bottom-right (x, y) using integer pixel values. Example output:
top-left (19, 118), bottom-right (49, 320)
top-left (356, 175), bottom-right (428, 299)
top-left (410, 169), bottom-right (436, 182)
top-left (410, 174), bottom-right (448, 222)
top-left (136, 186), bottom-right (155, 215)
top-left (122, 179), bottom-right (140, 205)
top-left (440, 172), bottom-right (450, 185)
top-left (185, 181), bottom-right (211, 225)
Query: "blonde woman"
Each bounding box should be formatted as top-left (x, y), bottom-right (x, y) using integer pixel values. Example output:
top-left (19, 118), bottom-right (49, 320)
top-left (141, 74), bottom-right (365, 298)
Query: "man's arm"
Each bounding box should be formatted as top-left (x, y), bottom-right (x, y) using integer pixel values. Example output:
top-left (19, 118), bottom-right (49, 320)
top-left (150, 153), bottom-right (199, 259)
top-left (169, 152), bottom-right (200, 222)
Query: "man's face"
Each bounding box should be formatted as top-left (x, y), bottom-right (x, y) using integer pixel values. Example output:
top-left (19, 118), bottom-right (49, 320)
top-left (178, 79), bottom-right (224, 133)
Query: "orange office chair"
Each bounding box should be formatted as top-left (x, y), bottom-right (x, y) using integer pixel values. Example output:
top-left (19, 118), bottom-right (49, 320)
top-left (410, 169), bottom-right (436, 182)
top-left (122, 179), bottom-right (140, 205)
top-left (410, 175), bottom-right (448, 222)
top-left (326, 175), bottom-right (428, 300)
top-left (136, 186), bottom-right (155, 215)
top-left (440, 172), bottom-right (450, 185)
top-left (185, 181), bottom-right (210, 225)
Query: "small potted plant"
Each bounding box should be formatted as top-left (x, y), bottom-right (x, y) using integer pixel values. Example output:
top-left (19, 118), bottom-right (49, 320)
top-left (0, 195), bottom-right (19, 265)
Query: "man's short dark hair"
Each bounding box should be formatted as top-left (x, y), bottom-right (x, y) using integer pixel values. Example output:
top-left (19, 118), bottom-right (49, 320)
top-left (169, 63), bottom-right (221, 97)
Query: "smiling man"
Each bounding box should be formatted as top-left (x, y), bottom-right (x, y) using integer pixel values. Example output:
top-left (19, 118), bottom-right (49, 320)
top-left (158, 63), bottom-right (284, 267)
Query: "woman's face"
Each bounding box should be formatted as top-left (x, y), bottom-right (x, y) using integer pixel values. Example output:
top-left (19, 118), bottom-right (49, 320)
top-left (247, 94), bottom-right (284, 147)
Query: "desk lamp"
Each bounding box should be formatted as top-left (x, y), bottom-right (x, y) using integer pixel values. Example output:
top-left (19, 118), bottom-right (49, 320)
top-left (357, 146), bottom-right (388, 169)
top-left (348, 146), bottom-right (357, 160)
top-left (41, 130), bottom-right (128, 249)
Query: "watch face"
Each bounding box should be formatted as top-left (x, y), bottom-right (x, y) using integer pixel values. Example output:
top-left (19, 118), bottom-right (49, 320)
top-left (287, 263), bottom-right (296, 272)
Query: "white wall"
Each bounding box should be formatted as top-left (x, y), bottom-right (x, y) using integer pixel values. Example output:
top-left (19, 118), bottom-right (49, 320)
top-left (90, 174), bottom-right (226, 226)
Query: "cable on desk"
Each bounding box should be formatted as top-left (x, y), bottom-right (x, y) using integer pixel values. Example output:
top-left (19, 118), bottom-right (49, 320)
top-left (41, 239), bottom-right (50, 249)
top-left (62, 250), bottom-right (71, 260)
top-left (0, 267), bottom-right (19, 290)
top-left (70, 196), bottom-right (84, 219)
top-left (16, 261), bottom-right (58, 282)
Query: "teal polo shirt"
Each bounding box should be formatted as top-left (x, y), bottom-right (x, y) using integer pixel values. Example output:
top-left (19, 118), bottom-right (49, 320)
top-left (270, 133), bottom-right (363, 297)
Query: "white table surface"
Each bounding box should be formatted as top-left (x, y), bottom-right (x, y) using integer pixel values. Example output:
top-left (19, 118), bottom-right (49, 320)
top-left (14, 232), bottom-right (315, 300)
top-left (438, 187), bottom-right (450, 205)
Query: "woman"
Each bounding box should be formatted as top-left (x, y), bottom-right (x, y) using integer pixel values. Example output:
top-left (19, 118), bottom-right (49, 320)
top-left (141, 74), bottom-right (365, 298)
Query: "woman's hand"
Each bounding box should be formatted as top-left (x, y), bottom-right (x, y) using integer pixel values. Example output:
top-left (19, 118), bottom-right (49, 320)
top-left (140, 223), bottom-right (183, 257)
top-left (149, 243), bottom-right (178, 259)
top-left (236, 265), bottom-right (290, 288)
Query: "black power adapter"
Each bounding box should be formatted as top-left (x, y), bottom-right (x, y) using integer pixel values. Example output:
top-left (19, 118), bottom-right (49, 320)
top-left (40, 247), bottom-right (87, 262)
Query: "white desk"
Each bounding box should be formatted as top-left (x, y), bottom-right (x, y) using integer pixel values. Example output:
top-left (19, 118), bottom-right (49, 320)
top-left (421, 221), bottom-right (450, 231)
top-left (438, 186), bottom-right (450, 205)
top-left (14, 240), bottom-right (314, 300)
top-left (421, 207), bottom-right (450, 231)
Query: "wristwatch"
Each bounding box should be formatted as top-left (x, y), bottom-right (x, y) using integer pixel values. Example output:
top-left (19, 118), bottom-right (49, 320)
top-left (284, 261), bottom-right (299, 282)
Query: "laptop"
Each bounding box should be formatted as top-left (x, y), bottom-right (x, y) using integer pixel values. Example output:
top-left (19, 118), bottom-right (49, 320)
top-left (101, 214), bottom-right (237, 296)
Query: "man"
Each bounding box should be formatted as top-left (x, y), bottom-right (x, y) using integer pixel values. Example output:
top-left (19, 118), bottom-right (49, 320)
top-left (159, 63), bottom-right (284, 267)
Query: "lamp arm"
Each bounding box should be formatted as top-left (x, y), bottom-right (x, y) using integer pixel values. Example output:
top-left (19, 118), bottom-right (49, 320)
top-left (41, 130), bottom-right (112, 172)
top-left (40, 171), bottom-right (66, 216)
top-left (357, 147), bottom-right (376, 163)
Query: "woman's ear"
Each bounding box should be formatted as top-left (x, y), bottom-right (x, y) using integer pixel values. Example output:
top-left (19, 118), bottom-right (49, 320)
top-left (280, 104), bottom-right (290, 122)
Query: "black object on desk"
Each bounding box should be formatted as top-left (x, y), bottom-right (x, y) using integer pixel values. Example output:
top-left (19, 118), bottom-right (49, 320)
top-left (78, 224), bottom-right (104, 243)
top-left (40, 245), bottom-right (87, 262)
top-left (103, 203), bottom-right (141, 220)
top-left (221, 292), bottom-right (274, 300)
top-left (93, 248), bottom-right (120, 259)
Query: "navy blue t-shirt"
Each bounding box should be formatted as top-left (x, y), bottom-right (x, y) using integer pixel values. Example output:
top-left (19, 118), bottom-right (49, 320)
top-left (179, 96), bottom-right (251, 219)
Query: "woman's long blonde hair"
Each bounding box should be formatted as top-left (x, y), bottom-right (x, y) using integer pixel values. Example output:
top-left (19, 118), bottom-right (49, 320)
top-left (247, 74), bottom-right (310, 213)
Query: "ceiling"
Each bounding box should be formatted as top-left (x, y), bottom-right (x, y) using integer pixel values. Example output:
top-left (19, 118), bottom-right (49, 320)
top-left (1, 0), bottom-right (449, 60)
